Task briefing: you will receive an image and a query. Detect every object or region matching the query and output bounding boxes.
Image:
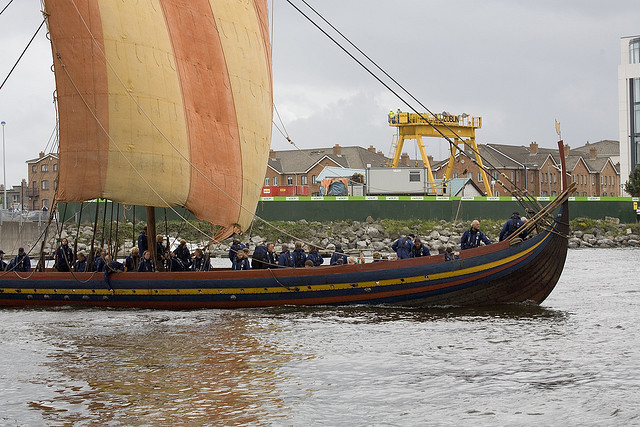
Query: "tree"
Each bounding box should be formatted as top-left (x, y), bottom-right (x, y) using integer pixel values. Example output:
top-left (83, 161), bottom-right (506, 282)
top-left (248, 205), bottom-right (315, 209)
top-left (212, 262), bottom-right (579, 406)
top-left (624, 166), bottom-right (640, 196)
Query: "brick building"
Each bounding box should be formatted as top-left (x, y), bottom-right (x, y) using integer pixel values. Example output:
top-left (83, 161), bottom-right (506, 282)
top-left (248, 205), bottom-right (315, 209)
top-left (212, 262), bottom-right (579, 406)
top-left (26, 152), bottom-right (59, 210)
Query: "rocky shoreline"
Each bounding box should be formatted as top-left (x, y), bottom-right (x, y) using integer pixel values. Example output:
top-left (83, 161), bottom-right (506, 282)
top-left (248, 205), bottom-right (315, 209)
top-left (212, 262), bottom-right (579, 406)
top-left (34, 216), bottom-right (640, 259)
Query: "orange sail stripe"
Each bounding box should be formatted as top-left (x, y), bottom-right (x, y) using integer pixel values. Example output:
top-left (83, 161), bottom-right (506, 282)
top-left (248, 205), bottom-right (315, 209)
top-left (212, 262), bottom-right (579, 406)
top-left (45, 0), bottom-right (109, 201)
top-left (159, 0), bottom-right (243, 233)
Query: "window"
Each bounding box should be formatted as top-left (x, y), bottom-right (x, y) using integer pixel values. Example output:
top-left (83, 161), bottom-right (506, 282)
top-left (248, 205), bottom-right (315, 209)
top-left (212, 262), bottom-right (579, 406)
top-left (42, 199), bottom-right (49, 208)
top-left (583, 192), bottom-right (587, 197)
top-left (31, 165), bottom-right (36, 173)
top-left (531, 173), bottom-right (534, 183)
top-left (630, 37), bottom-right (640, 64)
top-left (272, 177), bottom-right (278, 186)
top-left (265, 177), bottom-right (269, 186)
top-left (409, 171), bottom-right (421, 182)
top-left (467, 172), bottom-right (472, 180)
top-left (541, 190), bottom-right (548, 196)
top-left (453, 173), bottom-right (459, 178)
top-left (492, 171), bottom-right (499, 180)
top-left (41, 164), bottom-right (48, 172)
top-left (54, 181), bottom-right (58, 190)
top-left (301, 176), bottom-right (308, 185)
top-left (553, 174), bottom-right (557, 184)
top-left (32, 181), bottom-right (36, 192)
top-left (41, 180), bottom-right (49, 190)
top-left (312, 175), bottom-right (316, 184)
top-left (592, 176), bottom-right (595, 185)
top-left (53, 164), bottom-right (58, 171)
top-left (287, 176), bottom-right (293, 185)
top-left (478, 172), bottom-right (483, 182)
top-left (551, 191), bottom-right (557, 197)
top-left (541, 174), bottom-right (544, 183)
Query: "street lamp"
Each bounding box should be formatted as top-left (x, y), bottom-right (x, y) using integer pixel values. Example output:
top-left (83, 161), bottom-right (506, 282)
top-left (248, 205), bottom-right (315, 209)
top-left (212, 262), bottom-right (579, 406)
top-left (1, 121), bottom-right (6, 210)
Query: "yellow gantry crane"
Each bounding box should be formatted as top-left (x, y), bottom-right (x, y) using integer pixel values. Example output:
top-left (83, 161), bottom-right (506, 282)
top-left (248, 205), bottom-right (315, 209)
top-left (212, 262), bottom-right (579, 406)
top-left (387, 111), bottom-right (492, 196)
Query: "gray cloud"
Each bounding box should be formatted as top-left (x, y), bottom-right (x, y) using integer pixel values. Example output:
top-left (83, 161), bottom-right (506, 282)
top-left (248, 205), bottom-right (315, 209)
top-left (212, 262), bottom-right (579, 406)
top-left (0, 0), bottom-right (637, 188)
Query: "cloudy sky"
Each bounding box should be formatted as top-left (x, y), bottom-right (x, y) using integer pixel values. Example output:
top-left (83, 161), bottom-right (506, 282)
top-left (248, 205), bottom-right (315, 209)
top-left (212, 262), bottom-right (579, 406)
top-left (0, 0), bottom-right (638, 188)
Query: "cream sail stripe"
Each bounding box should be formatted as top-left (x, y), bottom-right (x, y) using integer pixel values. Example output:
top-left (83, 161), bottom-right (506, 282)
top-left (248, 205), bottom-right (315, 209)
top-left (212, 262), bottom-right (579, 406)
top-left (0, 234), bottom-right (548, 295)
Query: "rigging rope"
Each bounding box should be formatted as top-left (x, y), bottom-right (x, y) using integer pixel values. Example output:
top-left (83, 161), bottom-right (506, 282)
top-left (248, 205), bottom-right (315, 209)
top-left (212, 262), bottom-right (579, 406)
top-left (0, 0), bottom-right (14, 17)
top-left (0, 18), bottom-right (46, 92)
top-left (286, 0), bottom-right (543, 215)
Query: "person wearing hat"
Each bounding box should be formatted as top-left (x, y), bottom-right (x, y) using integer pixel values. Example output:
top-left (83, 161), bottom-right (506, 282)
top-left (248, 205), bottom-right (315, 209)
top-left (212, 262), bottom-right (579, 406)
top-left (0, 250), bottom-right (6, 271)
top-left (499, 211), bottom-right (527, 241)
top-left (391, 233), bottom-right (415, 259)
top-left (8, 248), bottom-right (31, 272)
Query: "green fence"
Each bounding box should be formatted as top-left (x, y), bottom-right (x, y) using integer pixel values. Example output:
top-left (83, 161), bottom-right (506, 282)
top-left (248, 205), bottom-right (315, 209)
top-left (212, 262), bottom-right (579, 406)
top-left (57, 196), bottom-right (640, 224)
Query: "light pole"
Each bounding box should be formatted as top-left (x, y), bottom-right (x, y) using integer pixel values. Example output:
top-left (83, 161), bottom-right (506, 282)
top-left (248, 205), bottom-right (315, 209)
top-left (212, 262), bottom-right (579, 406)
top-left (1, 121), bottom-right (6, 210)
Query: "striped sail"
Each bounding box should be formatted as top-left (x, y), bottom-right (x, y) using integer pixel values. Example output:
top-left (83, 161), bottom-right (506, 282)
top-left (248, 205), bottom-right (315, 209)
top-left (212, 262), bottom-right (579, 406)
top-left (44, 0), bottom-right (272, 238)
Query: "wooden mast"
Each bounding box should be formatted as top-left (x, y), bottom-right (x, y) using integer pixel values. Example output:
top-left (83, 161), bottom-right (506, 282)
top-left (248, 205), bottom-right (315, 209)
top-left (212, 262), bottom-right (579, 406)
top-left (146, 207), bottom-right (157, 268)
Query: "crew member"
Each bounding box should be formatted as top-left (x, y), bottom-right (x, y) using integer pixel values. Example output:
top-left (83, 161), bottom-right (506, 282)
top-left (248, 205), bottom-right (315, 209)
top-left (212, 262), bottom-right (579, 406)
top-left (55, 238), bottom-right (74, 272)
top-left (461, 220), bottom-right (492, 250)
top-left (499, 211), bottom-right (526, 241)
top-left (391, 233), bottom-right (415, 259)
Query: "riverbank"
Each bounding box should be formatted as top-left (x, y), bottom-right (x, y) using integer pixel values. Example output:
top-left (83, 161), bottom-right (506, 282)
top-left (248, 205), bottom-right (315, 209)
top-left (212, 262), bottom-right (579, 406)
top-left (23, 216), bottom-right (639, 260)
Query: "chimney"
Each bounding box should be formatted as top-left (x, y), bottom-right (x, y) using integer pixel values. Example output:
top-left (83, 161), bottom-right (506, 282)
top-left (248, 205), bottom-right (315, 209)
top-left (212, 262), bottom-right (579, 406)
top-left (368, 145), bottom-right (376, 152)
top-left (333, 144), bottom-right (342, 155)
top-left (529, 141), bottom-right (538, 155)
top-left (589, 147), bottom-right (597, 160)
top-left (564, 144), bottom-right (570, 157)
top-left (269, 149), bottom-right (276, 159)
top-left (377, 150), bottom-right (383, 155)
top-left (400, 152), bottom-right (410, 166)
top-left (39, 151), bottom-right (45, 158)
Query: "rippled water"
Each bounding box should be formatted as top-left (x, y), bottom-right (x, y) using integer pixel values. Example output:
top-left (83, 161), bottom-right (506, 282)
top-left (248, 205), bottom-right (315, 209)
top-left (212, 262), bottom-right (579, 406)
top-left (1, 248), bottom-right (638, 425)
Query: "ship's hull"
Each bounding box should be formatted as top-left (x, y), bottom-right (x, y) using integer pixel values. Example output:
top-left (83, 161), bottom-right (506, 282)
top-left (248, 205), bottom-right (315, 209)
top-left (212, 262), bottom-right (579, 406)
top-left (0, 204), bottom-right (568, 309)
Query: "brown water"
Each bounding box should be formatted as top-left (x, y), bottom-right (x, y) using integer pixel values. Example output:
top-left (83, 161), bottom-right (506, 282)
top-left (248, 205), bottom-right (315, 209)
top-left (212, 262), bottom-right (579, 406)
top-left (1, 248), bottom-right (638, 425)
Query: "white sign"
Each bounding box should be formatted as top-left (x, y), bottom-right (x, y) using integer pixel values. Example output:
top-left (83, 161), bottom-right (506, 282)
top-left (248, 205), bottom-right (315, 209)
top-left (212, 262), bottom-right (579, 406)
top-left (461, 196), bottom-right (475, 201)
top-left (385, 196), bottom-right (399, 200)
top-left (311, 196), bottom-right (324, 201)
top-left (487, 196), bottom-right (500, 201)
top-left (285, 197), bottom-right (299, 201)
top-left (261, 197), bottom-right (274, 201)
top-left (568, 197), bottom-right (575, 201)
top-left (336, 196), bottom-right (349, 200)
top-left (587, 197), bottom-right (600, 201)
top-left (411, 196), bottom-right (424, 201)
top-left (537, 197), bottom-right (550, 201)
top-left (436, 196), bottom-right (450, 201)
top-left (365, 196), bottom-right (379, 200)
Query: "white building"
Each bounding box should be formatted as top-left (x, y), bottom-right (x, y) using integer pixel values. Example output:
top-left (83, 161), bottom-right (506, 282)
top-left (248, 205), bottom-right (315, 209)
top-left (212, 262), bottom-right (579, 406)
top-left (618, 35), bottom-right (640, 193)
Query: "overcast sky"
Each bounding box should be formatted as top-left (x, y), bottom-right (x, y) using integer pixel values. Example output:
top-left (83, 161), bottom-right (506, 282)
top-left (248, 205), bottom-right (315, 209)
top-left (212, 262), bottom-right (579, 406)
top-left (0, 0), bottom-right (638, 188)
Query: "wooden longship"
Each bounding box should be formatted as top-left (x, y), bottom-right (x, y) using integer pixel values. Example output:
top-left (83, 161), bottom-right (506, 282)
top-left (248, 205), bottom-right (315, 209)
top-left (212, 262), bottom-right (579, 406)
top-left (0, 199), bottom-right (569, 309)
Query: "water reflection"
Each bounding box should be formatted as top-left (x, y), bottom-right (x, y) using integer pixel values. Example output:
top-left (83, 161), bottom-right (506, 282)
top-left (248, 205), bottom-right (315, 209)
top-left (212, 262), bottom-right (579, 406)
top-left (30, 309), bottom-right (295, 425)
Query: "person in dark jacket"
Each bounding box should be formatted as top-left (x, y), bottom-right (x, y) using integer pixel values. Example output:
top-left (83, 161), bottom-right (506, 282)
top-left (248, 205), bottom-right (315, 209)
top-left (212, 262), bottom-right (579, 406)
top-left (74, 252), bottom-right (87, 272)
top-left (278, 244), bottom-right (293, 268)
top-left (411, 238), bottom-right (431, 257)
top-left (55, 238), bottom-right (74, 272)
top-left (124, 248), bottom-right (140, 272)
top-left (291, 241), bottom-right (307, 268)
top-left (0, 250), bottom-right (6, 271)
top-left (137, 226), bottom-right (148, 255)
top-left (251, 244), bottom-right (267, 269)
top-left (94, 249), bottom-right (107, 272)
top-left (499, 211), bottom-right (527, 241)
top-left (191, 248), bottom-right (211, 271)
top-left (460, 220), bottom-right (492, 250)
top-left (444, 247), bottom-right (459, 261)
top-left (173, 239), bottom-right (192, 270)
top-left (232, 250), bottom-right (250, 270)
top-left (229, 238), bottom-right (243, 267)
top-left (165, 251), bottom-right (185, 272)
top-left (137, 250), bottom-right (155, 272)
top-left (391, 234), bottom-right (415, 259)
top-left (307, 245), bottom-right (324, 266)
top-left (8, 248), bottom-right (31, 272)
top-left (155, 235), bottom-right (167, 272)
top-left (329, 243), bottom-right (348, 265)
